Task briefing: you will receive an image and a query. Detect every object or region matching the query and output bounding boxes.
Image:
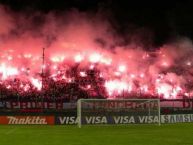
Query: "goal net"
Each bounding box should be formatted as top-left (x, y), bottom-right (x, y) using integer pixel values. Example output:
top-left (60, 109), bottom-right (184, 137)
top-left (77, 99), bottom-right (160, 128)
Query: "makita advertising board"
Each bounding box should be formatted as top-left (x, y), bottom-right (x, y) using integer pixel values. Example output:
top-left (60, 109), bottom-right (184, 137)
top-left (0, 116), bottom-right (55, 125)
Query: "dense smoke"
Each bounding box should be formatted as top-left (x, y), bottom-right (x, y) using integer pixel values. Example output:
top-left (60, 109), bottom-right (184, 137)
top-left (0, 5), bottom-right (192, 99)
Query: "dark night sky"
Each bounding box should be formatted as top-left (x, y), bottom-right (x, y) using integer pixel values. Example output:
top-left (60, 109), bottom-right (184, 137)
top-left (0, 0), bottom-right (193, 47)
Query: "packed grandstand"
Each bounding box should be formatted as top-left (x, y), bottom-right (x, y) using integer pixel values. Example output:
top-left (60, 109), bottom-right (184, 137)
top-left (0, 49), bottom-right (192, 104)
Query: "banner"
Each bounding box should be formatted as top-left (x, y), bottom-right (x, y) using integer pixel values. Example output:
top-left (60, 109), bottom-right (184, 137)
top-left (0, 114), bottom-right (192, 125)
top-left (0, 116), bottom-right (54, 125)
top-left (2, 99), bottom-right (193, 109)
top-left (161, 114), bottom-right (193, 123)
top-left (5, 102), bottom-right (76, 109)
top-left (56, 114), bottom-right (193, 125)
top-left (56, 116), bottom-right (159, 124)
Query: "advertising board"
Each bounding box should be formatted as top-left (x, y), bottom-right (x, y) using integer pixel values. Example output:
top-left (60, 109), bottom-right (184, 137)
top-left (0, 116), bottom-right (54, 125)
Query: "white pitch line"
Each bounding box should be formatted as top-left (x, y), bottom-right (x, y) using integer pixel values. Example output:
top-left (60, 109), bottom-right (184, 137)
top-left (5, 127), bottom-right (17, 135)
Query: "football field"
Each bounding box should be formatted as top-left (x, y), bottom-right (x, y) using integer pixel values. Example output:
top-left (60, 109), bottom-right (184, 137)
top-left (0, 124), bottom-right (192, 145)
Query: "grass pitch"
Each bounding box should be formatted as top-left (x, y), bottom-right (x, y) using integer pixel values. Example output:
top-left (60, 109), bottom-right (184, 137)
top-left (0, 124), bottom-right (192, 145)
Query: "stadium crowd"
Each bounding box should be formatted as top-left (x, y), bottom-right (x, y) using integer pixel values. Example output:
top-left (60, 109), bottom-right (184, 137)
top-left (0, 66), bottom-right (191, 103)
top-left (0, 67), bottom-right (107, 102)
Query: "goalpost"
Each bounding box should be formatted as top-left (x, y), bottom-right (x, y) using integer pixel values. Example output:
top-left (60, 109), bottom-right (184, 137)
top-left (77, 99), bottom-right (161, 128)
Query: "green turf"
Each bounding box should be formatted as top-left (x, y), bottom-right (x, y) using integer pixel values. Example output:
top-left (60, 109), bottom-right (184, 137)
top-left (0, 124), bottom-right (192, 145)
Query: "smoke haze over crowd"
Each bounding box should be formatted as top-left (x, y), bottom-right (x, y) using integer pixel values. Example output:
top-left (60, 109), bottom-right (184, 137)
top-left (0, 2), bottom-right (193, 99)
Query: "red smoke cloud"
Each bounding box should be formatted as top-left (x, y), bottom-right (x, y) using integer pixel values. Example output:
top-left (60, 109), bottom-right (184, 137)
top-left (0, 5), bottom-right (193, 99)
